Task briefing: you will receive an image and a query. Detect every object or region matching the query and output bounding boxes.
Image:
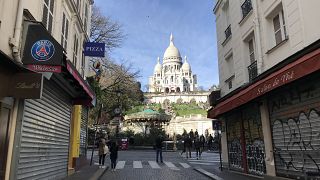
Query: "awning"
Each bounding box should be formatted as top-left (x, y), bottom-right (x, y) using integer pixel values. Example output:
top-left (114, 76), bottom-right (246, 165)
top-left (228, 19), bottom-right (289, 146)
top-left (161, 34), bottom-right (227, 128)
top-left (64, 60), bottom-right (95, 106)
top-left (208, 48), bottom-right (320, 118)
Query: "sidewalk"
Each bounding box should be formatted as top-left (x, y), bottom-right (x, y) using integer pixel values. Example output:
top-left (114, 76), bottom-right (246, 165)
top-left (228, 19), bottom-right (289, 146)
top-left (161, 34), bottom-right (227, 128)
top-left (64, 164), bottom-right (108, 180)
top-left (63, 150), bottom-right (108, 180)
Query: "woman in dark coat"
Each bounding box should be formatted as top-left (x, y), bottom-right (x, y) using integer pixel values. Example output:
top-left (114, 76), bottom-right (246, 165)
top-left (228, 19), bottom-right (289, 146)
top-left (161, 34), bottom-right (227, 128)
top-left (110, 141), bottom-right (119, 171)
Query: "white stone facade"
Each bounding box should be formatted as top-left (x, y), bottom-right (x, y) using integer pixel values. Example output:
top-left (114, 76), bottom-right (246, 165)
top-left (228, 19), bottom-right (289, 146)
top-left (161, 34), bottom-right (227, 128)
top-left (145, 92), bottom-right (209, 104)
top-left (149, 34), bottom-right (198, 93)
top-left (214, 0), bottom-right (320, 97)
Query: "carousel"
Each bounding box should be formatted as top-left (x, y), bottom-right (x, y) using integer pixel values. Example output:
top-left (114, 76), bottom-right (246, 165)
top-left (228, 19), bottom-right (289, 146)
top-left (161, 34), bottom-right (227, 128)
top-left (123, 109), bottom-right (172, 134)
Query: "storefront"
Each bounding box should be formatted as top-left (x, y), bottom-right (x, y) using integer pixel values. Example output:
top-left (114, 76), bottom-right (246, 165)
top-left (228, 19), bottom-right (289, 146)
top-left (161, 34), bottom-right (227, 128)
top-left (9, 21), bottom-right (94, 180)
top-left (225, 103), bottom-right (266, 175)
top-left (0, 50), bottom-right (43, 180)
top-left (268, 72), bottom-right (320, 178)
top-left (208, 40), bottom-right (320, 178)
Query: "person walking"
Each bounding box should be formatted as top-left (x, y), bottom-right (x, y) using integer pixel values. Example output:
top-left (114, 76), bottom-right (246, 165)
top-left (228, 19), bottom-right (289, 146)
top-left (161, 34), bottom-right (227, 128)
top-left (98, 136), bottom-right (108, 168)
top-left (195, 129), bottom-right (199, 138)
top-left (194, 137), bottom-right (201, 159)
top-left (189, 129), bottom-right (194, 141)
top-left (110, 141), bottom-right (119, 172)
top-left (180, 135), bottom-right (187, 155)
top-left (207, 134), bottom-right (213, 151)
top-left (185, 135), bottom-right (192, 158)
top-left (200, 134), bottom-right (205, 151)
top-left (155, 135), bottom-right (163, 163)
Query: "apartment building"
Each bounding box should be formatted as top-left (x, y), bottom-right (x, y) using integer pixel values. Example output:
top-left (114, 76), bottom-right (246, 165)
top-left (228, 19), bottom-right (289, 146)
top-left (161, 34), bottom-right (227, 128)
top-left (208, 0), bottom-right (320, 179)
top-left (0, 0), bottom-right (94, 179)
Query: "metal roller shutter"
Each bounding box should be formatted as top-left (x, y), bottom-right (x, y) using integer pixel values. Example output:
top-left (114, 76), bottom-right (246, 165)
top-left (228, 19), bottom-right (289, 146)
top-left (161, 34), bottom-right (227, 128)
top-left (16, 80), bottom-right (71, 180)
top-left (80, 107), bottom-right (88, 156)
top-left (269, 74), bottom-right (320, 178)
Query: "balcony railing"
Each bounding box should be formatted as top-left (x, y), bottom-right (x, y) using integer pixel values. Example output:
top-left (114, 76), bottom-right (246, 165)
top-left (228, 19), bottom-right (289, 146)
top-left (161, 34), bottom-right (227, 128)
top-left (241, 0), bottom-right (252, 18)
top-left (248, 61), bottom-right (258, 82)
top-left (225, 25), bottom-right (232, 39)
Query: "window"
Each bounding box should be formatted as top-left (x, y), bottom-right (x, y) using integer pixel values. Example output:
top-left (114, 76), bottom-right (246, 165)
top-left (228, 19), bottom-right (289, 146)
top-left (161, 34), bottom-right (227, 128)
top-left (83, 3), bottom-right (89, 32)
top-left (241, 0), bottom-right (252, 19)
top-left (61, 13), bottom-right (69, 50)
top-left (248, 39), bottom-right (255, 63)
top-left (273, 11), bottom-right (287, 45)
top-left (228, 80), bottom-right (232, 89)
top-left (73, 35), bottom-right (79, 65)
top-left (42, 0), bottom-right (54, 33)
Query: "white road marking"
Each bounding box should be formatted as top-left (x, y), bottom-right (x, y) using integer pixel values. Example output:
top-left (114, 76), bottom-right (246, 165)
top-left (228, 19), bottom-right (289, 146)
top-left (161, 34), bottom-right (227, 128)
top-left (189, 162), bottom-right (215, 166)
top-left (164, 161), bottom-right (180, 170)
top-left (148, 161), bottom-right (161, 169)
top-left (179, 162), bottom-right (191, 168)
top-left (115, 161), bottom-right (126, 169)
top-left (133, 161), bottom-right (143, 168)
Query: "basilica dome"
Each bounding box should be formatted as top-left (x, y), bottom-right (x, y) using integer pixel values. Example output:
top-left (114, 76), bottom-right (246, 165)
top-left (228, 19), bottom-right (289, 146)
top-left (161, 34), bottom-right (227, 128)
top-left (154, 57), bottom-right (162, 72)
top-left (163, 33), bottom-right (182, 63)
top-left (182, 56), bottom-right (191, 71)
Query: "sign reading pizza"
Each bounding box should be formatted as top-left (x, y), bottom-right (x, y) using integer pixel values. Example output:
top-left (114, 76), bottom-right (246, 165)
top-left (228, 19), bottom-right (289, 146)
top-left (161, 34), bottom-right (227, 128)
top-left (22, 21), bottom-right (63, 68)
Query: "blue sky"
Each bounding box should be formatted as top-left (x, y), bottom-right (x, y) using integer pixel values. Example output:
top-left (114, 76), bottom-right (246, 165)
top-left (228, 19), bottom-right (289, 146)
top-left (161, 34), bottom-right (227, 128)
top-left (95, 0), bottom-right (218, 91)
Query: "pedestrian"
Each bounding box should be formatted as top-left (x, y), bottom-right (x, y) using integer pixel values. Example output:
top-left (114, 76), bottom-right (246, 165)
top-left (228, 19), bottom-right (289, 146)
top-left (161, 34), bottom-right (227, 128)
top-left (180, 135), bottom-right (187, 155)
top-left (110, 141), bottom-right (119, 172)
top-left (200, 134), bottom-right (205, 151)
top-left (98, 136), bottom-right (108, 168)
top-left (189, 129), bottom-right (194, 141)
top-left (207, 134), bottom-right (213, 151)
top-left (194, 137), bottom-right (201, 159)
top-left (195, 129), bottom-right (199, 138)
top-left (155, 135), bottom-right (163, 163)
top-left (185, 135), bottom-right (192, 158)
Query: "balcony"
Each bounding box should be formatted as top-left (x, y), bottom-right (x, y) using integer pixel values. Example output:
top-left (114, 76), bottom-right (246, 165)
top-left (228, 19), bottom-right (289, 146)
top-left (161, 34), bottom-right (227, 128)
top-left (241, 0), bottom-right (252, 19)
top-left (248, 61), bottom-right (257, 82)
top-left (225, 25), bottom-right (232, 40)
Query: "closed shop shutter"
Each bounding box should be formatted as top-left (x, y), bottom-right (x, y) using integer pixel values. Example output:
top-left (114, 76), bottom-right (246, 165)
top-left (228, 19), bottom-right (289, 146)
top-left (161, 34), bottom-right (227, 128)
top-left (269, 73), bottom-right (320, 178)
top-left (16, 80), bottom-right (71, 180)
top-left (80, 106), bottom-right (88, 156)
top-left (226, 104), bottom-right (266, 175)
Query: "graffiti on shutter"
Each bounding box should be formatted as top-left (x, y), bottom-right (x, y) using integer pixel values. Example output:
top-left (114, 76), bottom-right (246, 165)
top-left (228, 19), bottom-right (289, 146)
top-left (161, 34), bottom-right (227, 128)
top-left (269, 74), bottom-right (320, 178)
top-left (227, 114), bottom-right (244, 171)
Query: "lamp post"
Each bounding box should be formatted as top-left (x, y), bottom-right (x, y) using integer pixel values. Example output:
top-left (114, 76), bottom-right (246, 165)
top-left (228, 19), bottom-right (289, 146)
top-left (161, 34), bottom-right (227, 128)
top-left (114, 88), bottom-right (122, 138)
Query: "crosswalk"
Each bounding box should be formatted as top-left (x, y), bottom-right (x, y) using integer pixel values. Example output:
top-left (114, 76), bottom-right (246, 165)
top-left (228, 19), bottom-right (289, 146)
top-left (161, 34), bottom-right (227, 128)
top-left (110, 160), bottom-right (191, 170)
top-left (184, 152), bottom-right (221, 166)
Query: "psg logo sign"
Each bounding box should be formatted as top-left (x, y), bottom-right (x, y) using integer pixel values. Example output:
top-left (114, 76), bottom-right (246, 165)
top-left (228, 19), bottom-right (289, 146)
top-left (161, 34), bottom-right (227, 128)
top-left (31, 40), bottom-right (55, 61)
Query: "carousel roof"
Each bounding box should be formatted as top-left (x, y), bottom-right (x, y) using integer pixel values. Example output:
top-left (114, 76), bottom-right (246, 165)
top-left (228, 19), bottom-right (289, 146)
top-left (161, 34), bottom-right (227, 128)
top-left (124, 109), bottom-right (172, 122)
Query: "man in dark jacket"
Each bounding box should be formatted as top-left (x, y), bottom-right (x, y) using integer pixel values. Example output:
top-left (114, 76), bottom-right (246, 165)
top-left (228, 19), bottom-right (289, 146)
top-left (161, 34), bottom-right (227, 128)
top-left (185, 135), bottom-right (192, 158)
top-left (155, 135), bottom-right (163, 163)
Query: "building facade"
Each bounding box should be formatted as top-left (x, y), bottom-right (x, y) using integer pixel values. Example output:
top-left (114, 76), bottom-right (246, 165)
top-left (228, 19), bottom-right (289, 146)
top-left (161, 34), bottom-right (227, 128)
top-left (0, 0), bottom-right (94, 179)
top-left (147, 34), bottom-right (209, 104)
top-left (209, 0), bottom-right (320, 179)
top-left (149, 34), bottom-right (198, 93)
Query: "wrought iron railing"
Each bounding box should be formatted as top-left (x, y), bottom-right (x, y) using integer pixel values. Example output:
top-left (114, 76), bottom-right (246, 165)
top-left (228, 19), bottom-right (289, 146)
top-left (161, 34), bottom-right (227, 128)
top-left (248, 61), bottom-right (257, 82)
top-left (241, 0), bottom-right (252, 18)
top-left (225, 25), bottom-right (232, 39)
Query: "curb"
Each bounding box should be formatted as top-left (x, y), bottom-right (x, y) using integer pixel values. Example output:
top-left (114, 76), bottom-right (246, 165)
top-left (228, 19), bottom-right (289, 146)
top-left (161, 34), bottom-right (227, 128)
top-left (89, 166), bottom-right (109, 180)
top-left (194, 168), bottom-right (224, 180)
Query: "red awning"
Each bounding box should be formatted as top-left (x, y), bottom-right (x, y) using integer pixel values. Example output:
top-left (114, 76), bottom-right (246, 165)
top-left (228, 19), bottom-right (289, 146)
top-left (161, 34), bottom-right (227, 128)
top-left (208, 48), bottom-right (320, 118)
top-left (66, 60), bottom-right (95, 101)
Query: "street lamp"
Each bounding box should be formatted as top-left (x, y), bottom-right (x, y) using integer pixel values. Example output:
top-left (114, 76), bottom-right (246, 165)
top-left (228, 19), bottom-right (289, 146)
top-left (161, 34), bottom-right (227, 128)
top-left (114, 88), bottom-right (122, 137)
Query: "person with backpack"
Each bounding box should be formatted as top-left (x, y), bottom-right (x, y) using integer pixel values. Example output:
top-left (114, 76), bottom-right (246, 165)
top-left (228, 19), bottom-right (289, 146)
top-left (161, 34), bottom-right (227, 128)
top-left (98, 136), bottom-right (108, 168)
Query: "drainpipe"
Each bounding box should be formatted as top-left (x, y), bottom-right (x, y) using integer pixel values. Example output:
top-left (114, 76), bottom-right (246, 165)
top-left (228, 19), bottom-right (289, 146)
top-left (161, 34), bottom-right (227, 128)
top-left (253, 0), bottom-right (263, 74)
top-left (9, 0), bottom-right (24, 63)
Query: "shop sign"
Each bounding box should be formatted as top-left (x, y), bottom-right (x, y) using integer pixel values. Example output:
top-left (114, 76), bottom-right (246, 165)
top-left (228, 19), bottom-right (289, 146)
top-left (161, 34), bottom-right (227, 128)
top-left (27, 64), bottom-right (61, 73)
top-left (83, 42), bottom-right (105, 57)
top-left (10, 73), bottom-right (43, 99)
top-left (22, 22), bottom-right (63, 66)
